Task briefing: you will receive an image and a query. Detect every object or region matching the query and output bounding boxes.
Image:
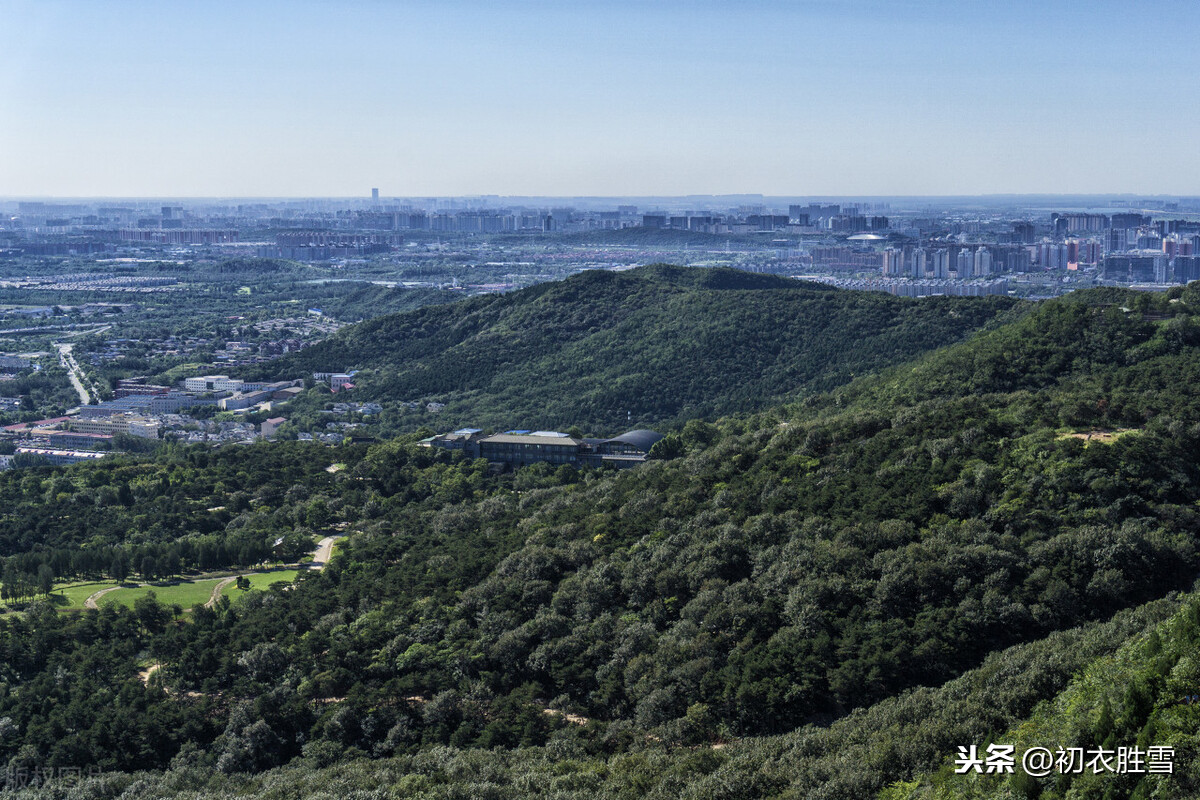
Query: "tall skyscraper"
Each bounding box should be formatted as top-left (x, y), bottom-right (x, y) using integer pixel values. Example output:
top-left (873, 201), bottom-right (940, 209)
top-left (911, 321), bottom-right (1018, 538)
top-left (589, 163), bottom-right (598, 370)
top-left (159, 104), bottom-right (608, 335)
top-left (371, 188), bottom-right (380, 203)
top-left (909, 247), bottom-right (926, 278)
top-left (956, 248), bottom-right (973, 277)
top-left (882, 248), bottom-right (904, 276)
top-left (974, 247), bottom-right (992, 276)
top-left (933, 249), bottom-right (950, 279)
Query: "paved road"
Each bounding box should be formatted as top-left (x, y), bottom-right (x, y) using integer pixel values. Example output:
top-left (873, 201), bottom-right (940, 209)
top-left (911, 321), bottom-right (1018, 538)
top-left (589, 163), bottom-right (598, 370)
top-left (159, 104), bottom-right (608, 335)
top-left (61, 324), bottom-right (111, 340)
top-left (309, 535), bottom-right (341, 570)
top-left (54, 341), bottom-right (105, 406)
top-left (55, 342), bottom-right (91, 405)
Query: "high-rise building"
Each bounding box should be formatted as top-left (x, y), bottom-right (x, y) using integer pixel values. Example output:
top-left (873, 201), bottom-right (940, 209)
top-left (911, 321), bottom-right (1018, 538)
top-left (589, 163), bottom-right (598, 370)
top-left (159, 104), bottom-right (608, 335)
top-left (1053, 213), bottom-right (1109, 234)
top-left (1112, 213), bottom-right (1149, 230)
top-left (1039, 243), bottom-right (1068, 269)
top-left (882, 248), bottom-right (905, 276)
top-left (933, 249), bottom-right (950, 279)
top-left (956, 249), bottom-right (973, 277)
top-left (371, 188), bottom-right (380, 203)
top-left (1107, 228), bottom-right (1129, 253)
top-left (1175, 255), bottom-right (1200, 283)
top-left (974, 247), bottom-right (992, 276)
top-left (1000, 247), bottom-right (1031, 272)
top-left (1104, 254), bottom-right (1165, 283)
top-left (1013, 221), bottom-right (1038, 244)
top-left (910, 247), bottom-right (927, 278)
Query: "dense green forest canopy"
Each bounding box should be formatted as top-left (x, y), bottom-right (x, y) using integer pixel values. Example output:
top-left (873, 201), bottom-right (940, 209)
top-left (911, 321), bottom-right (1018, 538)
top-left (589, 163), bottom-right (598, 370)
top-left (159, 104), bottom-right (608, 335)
top-left (3, 280), bottom-right (1200, 797)
top-left (250, 264), bottom-right (1021, 433)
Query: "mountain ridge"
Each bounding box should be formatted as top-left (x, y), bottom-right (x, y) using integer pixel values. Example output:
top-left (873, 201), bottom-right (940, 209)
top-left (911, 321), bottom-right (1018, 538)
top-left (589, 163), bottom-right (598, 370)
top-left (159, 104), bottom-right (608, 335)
top-left (248, 265), bottom-right (1022, 433)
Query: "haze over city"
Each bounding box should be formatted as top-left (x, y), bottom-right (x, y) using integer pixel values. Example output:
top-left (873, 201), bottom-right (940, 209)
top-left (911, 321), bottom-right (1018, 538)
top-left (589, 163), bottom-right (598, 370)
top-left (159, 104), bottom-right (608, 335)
top-left (3, 0), bottom-right (1199, 197)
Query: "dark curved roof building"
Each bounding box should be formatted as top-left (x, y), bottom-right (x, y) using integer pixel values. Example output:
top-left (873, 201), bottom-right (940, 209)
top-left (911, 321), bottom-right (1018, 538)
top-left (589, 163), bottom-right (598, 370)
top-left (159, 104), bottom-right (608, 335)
top-left (598, 429), bottom-right (664, 455)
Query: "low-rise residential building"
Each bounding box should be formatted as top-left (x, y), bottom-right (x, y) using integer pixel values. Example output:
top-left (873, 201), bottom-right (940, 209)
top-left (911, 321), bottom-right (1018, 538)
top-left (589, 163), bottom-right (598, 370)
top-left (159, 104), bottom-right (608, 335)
top-left (261, 417), bottom-right (286, 438)
top-left (313, 371), bottom-right (355, 391)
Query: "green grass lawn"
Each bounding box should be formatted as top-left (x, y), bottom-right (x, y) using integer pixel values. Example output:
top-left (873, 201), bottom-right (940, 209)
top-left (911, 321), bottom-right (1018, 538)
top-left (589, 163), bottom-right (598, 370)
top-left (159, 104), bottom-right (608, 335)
top-left (98, 579), bottom-right (225, 610)
top-left (3, 580), bottom-right (119, 609)
top-left (221, 569), bottom-right (301, 600)
top-left (54, 581), bottom-right (120, 609)
top-left (7, 567), bottom-right (311, 613)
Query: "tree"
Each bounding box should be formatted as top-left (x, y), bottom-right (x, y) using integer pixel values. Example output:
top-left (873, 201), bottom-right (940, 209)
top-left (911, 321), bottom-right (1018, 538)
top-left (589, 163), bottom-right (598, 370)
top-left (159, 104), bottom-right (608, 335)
top-left (11, 452), bottom-right (49, 469)
top-left (134, 591), bottom-right (169, 633)
top-left (647, 434), bottom-right (685, 460)
top-left (111, 553), bottom-right (129, 582)
top-left (37, 564), bottom-right (53, 597)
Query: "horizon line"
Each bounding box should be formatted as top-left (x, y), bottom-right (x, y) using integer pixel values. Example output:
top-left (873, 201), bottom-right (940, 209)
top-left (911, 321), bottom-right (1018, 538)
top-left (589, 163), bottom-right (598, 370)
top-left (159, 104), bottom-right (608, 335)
top-left (2, 192), bottom-right (1194, 202)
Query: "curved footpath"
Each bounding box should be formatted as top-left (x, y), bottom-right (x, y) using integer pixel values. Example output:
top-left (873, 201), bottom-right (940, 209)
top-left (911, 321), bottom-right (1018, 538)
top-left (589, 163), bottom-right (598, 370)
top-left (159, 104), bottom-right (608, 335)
top-left (83, 585), bottom-right (123, 610)
top-left (205, 576), bottom-right (239, 608)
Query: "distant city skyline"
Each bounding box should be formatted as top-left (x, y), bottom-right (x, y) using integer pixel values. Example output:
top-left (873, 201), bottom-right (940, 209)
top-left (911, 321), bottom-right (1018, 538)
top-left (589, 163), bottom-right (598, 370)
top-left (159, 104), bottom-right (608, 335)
top-left (2, 0), bottom-right (1199, 197)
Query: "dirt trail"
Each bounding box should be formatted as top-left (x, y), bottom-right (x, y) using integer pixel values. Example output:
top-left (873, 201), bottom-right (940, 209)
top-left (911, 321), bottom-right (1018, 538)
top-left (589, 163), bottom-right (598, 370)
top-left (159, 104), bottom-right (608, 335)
top-left (84, 585), bottom-right (123, 609)
top-left (138, 664), bottom-right (160, 686)
top-left (205, 576), bottom-right (239, 608)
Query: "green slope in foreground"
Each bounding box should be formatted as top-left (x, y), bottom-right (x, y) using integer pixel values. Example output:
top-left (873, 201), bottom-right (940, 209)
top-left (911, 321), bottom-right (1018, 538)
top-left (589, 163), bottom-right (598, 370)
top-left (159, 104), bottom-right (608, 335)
top-left (891, 594), bottom-right (1200, 799)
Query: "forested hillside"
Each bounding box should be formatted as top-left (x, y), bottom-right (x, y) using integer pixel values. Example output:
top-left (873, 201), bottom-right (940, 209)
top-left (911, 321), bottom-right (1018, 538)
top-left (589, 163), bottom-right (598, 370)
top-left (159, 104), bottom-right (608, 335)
top-left (251, 265), bottom-right (1020, 432)
top-left (3, 279), bottom-right (1200, 798)
top-left (898, 595), bottom-right (1200, 799)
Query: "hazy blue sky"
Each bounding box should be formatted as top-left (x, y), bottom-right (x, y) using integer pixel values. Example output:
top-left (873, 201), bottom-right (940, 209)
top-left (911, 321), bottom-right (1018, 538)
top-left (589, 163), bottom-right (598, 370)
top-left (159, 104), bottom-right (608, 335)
top-left (1, 0), bottom-right (1197, 197)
